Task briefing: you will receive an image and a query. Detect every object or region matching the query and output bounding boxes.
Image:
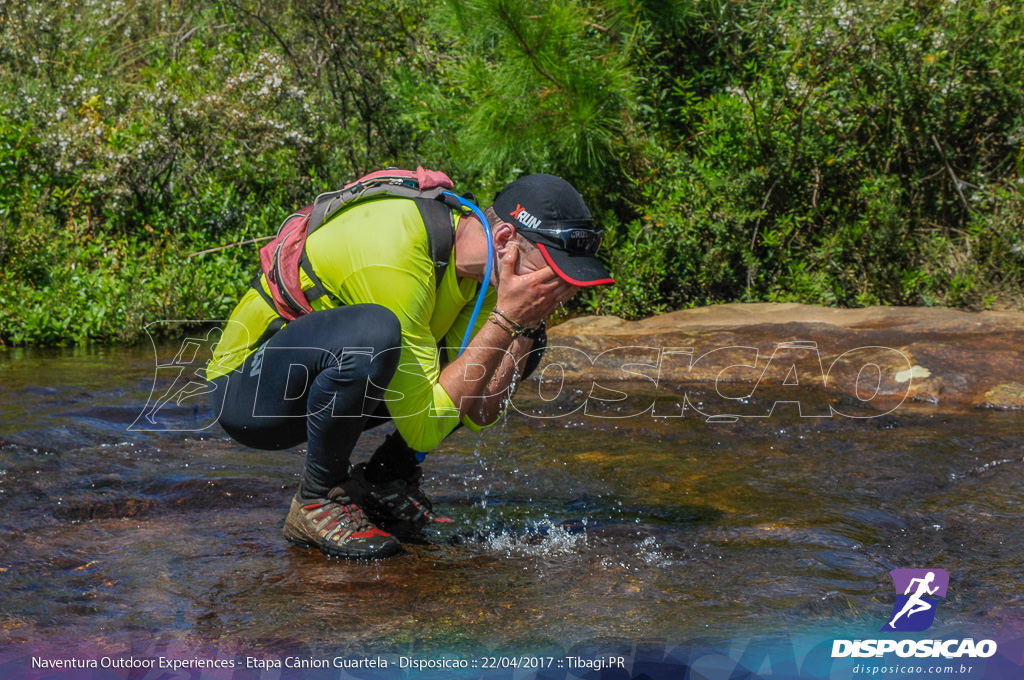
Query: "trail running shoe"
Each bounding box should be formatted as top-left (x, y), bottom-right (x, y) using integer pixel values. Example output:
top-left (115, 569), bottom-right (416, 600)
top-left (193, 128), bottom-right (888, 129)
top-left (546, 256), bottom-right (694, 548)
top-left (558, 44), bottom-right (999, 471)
top-left (351, 464), bottom-right (450, 535)
top-left (282, 487), bottom-right (403, 560)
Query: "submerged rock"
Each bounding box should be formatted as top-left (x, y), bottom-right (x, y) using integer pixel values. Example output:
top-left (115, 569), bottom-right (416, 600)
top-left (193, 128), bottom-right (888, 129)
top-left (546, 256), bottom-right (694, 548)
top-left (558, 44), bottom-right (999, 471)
top-left (981, 383), bottom-right (1024, 410)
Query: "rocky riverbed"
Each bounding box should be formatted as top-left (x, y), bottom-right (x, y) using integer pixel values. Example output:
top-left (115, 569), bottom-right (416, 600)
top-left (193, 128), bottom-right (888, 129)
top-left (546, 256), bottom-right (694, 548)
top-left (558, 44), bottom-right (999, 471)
top-left (541, 303), bottom-right (1024, 413)
top-left (1, 303), bottom-right (1023, 666)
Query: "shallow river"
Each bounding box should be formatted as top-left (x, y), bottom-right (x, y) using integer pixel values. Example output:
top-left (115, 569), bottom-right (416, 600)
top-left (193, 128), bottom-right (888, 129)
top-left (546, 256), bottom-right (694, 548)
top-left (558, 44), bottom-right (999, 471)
top-left (1, 343), bottom-right (1022, 670)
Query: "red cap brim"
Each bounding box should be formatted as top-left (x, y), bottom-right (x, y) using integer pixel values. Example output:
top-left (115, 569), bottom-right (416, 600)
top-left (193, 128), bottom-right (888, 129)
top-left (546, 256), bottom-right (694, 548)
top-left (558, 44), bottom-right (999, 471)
top-left (536, 243), bottom-right (615, 287)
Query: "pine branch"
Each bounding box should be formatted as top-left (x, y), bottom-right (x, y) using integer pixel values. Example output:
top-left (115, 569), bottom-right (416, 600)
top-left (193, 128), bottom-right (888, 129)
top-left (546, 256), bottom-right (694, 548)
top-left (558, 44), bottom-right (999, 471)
top-left (494, 2), bottom-right (565, 91)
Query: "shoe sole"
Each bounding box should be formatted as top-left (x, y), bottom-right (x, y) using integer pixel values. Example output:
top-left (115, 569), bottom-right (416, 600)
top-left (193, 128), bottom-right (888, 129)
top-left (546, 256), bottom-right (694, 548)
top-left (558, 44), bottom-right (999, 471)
top-left (283, 531), bottom-right (404, 560)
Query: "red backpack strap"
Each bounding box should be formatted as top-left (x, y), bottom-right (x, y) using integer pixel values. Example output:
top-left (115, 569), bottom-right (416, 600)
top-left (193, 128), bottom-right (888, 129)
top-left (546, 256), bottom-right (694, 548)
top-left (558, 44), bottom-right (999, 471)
top-left (255, 205), bottom-right (317, 320)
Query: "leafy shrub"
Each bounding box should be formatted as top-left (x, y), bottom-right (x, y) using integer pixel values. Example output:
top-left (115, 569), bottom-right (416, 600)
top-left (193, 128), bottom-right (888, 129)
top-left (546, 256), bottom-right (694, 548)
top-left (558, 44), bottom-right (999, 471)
top-left (396, 0), bottom-right (642, 205)
top-left (0, 0), bottom-right (429, 345)
top-left (590, 0), bottom-right (1024, 316)
top-left (0, 0), bottom-right (1021, 345)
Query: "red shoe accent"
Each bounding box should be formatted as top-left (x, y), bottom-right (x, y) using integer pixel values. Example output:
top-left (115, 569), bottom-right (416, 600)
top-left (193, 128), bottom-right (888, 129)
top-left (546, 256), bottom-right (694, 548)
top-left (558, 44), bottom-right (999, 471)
top-left (350, 527), bottom-right (392, 539)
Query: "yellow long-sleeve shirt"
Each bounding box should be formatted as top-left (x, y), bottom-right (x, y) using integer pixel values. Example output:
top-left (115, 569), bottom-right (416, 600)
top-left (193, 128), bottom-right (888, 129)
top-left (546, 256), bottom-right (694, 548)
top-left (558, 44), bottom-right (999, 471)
top-left (206, 196), bottom-right (495, 451)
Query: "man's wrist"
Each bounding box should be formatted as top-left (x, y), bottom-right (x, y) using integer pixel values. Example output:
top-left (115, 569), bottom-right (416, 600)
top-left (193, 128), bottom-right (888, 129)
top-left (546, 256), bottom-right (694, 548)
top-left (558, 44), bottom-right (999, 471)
top-left (490, 308), bottom-right (544, 338)
top-left (521, 320), bottom-right (546, 340)
top-left (487, 312), bottom-right (522, 338)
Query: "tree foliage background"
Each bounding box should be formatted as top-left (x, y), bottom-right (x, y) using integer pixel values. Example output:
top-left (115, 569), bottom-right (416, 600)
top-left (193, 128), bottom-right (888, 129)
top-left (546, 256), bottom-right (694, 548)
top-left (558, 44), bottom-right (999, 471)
top-left (1, 0), bottom-right (1022, 344)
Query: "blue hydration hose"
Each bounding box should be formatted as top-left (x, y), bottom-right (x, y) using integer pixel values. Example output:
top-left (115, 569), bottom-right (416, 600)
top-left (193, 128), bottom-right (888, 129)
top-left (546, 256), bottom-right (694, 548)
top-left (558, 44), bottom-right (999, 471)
top-left (444, 191), bottom-right (494, 355)
top-left (415, 191), bottom-right (494, 462)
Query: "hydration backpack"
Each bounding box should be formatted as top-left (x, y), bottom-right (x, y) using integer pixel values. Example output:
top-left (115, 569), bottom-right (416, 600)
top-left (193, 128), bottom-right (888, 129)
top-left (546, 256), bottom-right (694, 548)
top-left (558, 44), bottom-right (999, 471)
top-left (254, 167), bottom-right (468, 321)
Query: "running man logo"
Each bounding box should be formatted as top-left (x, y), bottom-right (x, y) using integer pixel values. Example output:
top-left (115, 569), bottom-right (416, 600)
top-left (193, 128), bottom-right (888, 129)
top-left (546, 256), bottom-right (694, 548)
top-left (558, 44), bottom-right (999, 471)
top-left (882, 569), bottom-right (949, 632)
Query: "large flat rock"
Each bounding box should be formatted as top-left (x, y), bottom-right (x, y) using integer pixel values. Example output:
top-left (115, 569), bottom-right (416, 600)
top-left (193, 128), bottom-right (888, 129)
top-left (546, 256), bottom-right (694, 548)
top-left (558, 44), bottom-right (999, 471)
top-left (538, 303), bottom-right (1024, 414)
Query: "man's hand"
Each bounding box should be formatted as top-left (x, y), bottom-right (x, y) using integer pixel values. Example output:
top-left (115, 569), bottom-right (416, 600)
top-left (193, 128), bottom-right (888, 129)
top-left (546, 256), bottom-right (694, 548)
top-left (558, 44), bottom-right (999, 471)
top-left (494, 243), bottom-right (577, 328)
top-left (438, 238), bottom-right (577, 427)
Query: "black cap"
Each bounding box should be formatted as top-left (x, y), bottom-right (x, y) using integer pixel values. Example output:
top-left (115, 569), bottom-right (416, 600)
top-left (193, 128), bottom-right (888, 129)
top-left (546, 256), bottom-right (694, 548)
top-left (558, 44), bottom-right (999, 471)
top-left (492, 174), bottom-right (614, 287)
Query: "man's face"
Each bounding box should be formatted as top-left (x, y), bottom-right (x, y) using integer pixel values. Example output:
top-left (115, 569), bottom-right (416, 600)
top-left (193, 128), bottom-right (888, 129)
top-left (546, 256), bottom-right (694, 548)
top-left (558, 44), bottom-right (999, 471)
top-left (513, 236), bottom-right (551, 276)
top-left (513, 234), bottom-right (581, 304)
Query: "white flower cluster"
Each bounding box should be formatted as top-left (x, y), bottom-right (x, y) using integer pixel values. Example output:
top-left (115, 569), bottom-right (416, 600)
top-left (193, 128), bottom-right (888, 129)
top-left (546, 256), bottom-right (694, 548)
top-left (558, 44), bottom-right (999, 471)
top-left (4, 0), bottom-right (324, 220)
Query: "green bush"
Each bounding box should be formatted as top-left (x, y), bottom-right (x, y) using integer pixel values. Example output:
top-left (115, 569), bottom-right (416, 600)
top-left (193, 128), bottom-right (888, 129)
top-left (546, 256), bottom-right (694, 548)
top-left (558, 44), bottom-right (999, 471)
top-left (0, 0), bottom-right (1021, 345)
top-left (589, 0), bottom-right (1024, 316)
top-left (0, 0), bottom-right (429, 345)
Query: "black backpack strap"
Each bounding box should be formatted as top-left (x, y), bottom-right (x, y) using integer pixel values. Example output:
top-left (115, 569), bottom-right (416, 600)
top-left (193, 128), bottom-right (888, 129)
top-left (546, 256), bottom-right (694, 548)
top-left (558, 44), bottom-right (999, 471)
top-left (296, 195), bottom-right (454, 306)
top-left (252, 256), bottom-right (337, 313)
top-left (414, 197), bottom-right (456, 289)
top-left (250, 272), bottom-right (276, 309)
top-left (297, 252), bottom-right (337, 306)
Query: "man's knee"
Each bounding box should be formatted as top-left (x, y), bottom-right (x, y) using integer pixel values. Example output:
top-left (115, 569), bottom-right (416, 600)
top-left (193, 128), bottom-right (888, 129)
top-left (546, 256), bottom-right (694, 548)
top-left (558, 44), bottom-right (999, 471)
top-left (355, 304), bottom-right (402, 354)
top-left (297, 303), bottom-right (401, 353)
top-left (347, 305), bottom-right (402, 384)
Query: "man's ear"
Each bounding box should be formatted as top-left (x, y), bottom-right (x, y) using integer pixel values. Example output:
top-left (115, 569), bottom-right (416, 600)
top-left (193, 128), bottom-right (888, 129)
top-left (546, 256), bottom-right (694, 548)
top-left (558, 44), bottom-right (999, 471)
top-left (491, 221), bottom-right (517, 257)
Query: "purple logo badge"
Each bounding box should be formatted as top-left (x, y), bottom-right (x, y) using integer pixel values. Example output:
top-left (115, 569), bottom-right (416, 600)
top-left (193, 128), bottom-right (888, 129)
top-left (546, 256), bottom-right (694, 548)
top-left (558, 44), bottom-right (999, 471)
top-left (882, 569), bottom-right (949, 632)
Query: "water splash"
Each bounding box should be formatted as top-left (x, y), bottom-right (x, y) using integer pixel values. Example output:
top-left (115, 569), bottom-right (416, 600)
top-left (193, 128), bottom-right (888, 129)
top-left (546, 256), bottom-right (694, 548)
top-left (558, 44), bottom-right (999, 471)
top-left (482, 517), bottom-right (589, 558)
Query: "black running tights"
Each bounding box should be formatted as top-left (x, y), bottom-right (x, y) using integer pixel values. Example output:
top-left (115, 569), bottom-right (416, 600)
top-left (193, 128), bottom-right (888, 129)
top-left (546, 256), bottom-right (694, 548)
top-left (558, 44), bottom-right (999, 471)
top-left (210, 304), bottom-right (401, 501)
